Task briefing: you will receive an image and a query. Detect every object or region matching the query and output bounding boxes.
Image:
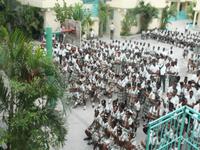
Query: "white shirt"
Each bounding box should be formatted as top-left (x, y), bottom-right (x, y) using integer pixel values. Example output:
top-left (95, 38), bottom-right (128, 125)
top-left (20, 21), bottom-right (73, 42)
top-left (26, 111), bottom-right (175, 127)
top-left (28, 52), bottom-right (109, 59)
top-left (62, 49), bottom-right (66, 57)
top-left (186, 95), bottom-right (196, 106)
top-left (110, 24), bottom-right (115, 31)
top-left (160, 65), bottom-right (166, 76)
top-left (194, 103), bottom-right (200, 113)
top-left (149, 92), bottom-right (156, 100)
top-left (150, 64), bottom-right (159, 74)
top-left (170, 65), bottom-right (179, 75)
top-left (58, 49), bottom-right (62, 55)
top-left (171, 95), bottom-right (179, 108)
top-left (90, 30), bottom-right (95, 38)
top-left (135, 101), bottom-right (141, 111)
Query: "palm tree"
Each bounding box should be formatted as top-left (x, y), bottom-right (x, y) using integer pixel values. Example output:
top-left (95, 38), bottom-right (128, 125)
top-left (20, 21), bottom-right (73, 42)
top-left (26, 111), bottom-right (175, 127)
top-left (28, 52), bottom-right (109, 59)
top-left (72, 3), bottom-right (85, 21)
top-left (81, 13), bottom-right (94, 34)
top-left (0, 27), bottom-right (67, 150)
top-left (72, 3), bottom-right (94, 34)
top-left (0, 0), bottom-right (44, 39)
top-left (121, 10), bottom-right (137, 36)
top-left (186, 1), bottom-right (195, 20)
top-left (54, 1), bottom-right (73, 24)
top-left (132, 1), bottom-right (158, 31)
top-left (54, 2), bottom-right (94, 35)
top-left (160, 5), bottom-right (176, 29)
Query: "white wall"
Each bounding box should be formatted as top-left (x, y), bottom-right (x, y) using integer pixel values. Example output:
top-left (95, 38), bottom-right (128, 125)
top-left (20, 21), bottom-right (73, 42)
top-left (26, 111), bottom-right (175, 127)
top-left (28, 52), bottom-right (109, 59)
top-left (148, 9), bottom-right (163, 29)
top-left (111, 8), bottom-right (140, 37)
top-left (107, 0), bottom-right (138, 9)
top-left (145, 0), bottom-right (167, 9)
top-left (130, 15), bottom-right (140, 34)
top-left (112, 9), bottom-right (125, 38)
top-left (194, 0), bottom-right (200, 11)
top-left (91, 18), bottom-right (99, 36)
top-left (43, 9), bottom-right (60, 32)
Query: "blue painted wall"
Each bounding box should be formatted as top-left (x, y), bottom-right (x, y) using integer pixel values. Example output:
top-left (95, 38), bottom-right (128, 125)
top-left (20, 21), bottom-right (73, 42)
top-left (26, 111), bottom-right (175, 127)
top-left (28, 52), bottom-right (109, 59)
top-left (83, 0), bottom-right (99, 17)
top-left (168, 10), bottom-right (188, 22)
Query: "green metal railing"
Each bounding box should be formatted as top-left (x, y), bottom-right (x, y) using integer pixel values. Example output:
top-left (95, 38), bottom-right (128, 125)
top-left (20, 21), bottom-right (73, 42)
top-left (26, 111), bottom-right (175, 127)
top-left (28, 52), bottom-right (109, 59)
top-left (45, 27), bottom-right (53, 58)
top-left (146, 106), bottom-right (200, 150)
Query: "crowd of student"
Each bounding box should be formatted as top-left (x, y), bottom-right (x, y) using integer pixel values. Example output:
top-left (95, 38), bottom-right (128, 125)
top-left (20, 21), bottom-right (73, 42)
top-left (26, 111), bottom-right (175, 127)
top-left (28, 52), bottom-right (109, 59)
top-left (145, 28), bottom-right (200, 72)
top-left (40, 27), bottom-right (200, 149)
top-left (146, 29), bottom-right (200, 50)
top-left (47, 35), bottom-right (200, 149)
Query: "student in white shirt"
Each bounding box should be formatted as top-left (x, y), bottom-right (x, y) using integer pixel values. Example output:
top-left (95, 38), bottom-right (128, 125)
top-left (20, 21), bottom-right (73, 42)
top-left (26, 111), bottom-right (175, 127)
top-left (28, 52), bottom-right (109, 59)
top-left (110, 22), bottom-right (115, 40)
top-left (186, 90), bottom-right (196, 108)
top-left (134, 98), bottom-right (141, 118)
top-left (170, 90), bottom-right (179, 109)
top-left (160, 64), bottom-right (167, 92)
top-left (194, 101), bottom-right (200, 113)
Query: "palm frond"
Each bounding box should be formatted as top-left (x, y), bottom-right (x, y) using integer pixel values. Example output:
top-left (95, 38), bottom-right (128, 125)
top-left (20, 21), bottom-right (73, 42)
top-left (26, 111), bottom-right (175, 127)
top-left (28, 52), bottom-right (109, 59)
top-left (45, 109), bottom-right (67, 147)
top-left (0, 70), bottom-right (11, 113)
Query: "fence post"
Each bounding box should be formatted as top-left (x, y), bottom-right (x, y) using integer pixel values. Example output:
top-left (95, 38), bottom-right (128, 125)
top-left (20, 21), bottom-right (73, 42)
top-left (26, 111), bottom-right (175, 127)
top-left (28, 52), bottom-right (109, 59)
top-left (45, 27), bottom-right (53, 58)
top-left (178, 106), bottom-right (186, 149)
top-left (146, 124), bottom-right (151, 150)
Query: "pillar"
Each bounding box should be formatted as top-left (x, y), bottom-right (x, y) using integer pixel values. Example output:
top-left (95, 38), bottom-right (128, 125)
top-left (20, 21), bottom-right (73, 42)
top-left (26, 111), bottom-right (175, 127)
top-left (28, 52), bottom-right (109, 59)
top-left (193, 11), bottom-right (198, 27)
top-left (45, 27), bottom-right (53, 58)
top-left (177, 1), bottom-right (181, 12)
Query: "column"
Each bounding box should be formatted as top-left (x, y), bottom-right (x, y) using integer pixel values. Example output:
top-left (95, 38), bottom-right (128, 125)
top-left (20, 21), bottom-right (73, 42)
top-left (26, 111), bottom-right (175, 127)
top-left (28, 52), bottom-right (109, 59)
top-left (177, 1), bottom-right (181, 12)
top-left (193, 11), bottom-right (198, 27)
top-left (45, 27), bottom-right (53, 58)
top-left (43, 8), bottom-right (60, 32)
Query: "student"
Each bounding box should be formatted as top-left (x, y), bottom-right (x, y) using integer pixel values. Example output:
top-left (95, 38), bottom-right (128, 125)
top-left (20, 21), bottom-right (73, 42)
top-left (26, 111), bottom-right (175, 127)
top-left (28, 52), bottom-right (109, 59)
top-left (89, 28), bottom-right (95, 40)
top-left (160, 64), bottom-right (167, 92)
top-left (109, 22), bottom-right (115, 40)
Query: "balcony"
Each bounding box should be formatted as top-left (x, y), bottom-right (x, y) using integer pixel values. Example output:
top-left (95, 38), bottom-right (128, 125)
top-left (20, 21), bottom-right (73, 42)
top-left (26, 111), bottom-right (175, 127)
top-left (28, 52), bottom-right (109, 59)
top-left (146, 106), bottom-right (200, 150)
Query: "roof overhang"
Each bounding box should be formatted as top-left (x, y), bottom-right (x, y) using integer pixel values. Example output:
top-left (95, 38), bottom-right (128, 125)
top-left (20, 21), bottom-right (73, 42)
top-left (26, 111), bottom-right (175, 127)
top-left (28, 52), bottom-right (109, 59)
top-left (106, 0), bottom-right (138, 9)
top-left (18, 0), bottom-right (82, 9)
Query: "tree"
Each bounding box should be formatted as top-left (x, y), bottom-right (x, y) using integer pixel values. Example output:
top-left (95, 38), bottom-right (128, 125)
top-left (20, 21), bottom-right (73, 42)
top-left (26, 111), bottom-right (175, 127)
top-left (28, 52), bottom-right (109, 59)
top-left (72, 3), bottom-right (94, 34)
top-left (98, 1), bottom-right (109, 37)
top-left (54, 1), bottom-right (93, 32)
top-left (81, 13), bottom-right (94, 35)
top-left (121, 10), bottom-right (137, 36)
top-left (54, 1), bottom-right (73, 24)
top-left (132, 1), bottom-right (158, 31)
top-left (54, 1), bottom-right (93, 34)
top-left (160, 5), bottom-right (176, 29)
top-left (0, 0), bottom-right (44, 39)
top-left (0, 27), bottom-right (67, 150)
top-left (186, 1), bottom-right (195, 20)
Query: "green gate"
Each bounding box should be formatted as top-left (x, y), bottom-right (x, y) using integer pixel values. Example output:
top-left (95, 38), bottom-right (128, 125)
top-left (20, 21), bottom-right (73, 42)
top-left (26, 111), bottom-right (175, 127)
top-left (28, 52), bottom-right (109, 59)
top-left (146, 106), bottom-right (200, 150)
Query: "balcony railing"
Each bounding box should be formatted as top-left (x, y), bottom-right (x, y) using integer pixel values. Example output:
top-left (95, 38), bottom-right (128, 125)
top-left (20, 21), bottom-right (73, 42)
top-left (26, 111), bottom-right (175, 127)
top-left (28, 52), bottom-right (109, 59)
top-left (146, 106), bottom-right (200, 150)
